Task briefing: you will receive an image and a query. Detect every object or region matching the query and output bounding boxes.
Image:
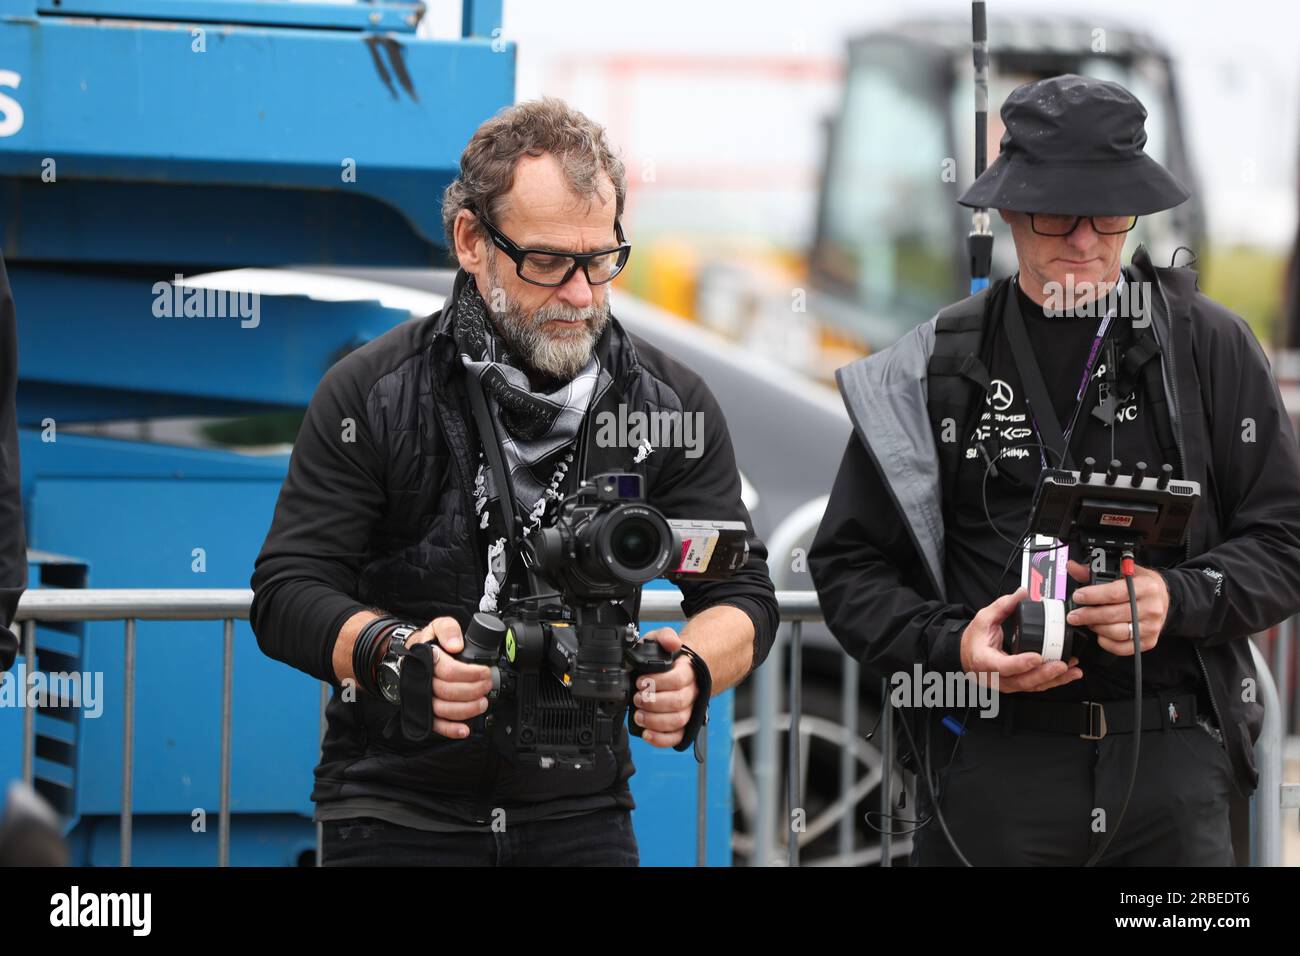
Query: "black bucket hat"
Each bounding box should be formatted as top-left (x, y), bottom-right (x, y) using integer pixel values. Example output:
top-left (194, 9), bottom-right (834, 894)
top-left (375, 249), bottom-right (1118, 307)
top-left (958, 73), bottom-right (1190, 217)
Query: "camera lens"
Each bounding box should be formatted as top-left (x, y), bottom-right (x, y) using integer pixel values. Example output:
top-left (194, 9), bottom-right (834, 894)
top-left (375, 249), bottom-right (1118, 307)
top-left (576, 501), bottom-right (673, 591)
top-left (612, 516), bottom-right (660, 569)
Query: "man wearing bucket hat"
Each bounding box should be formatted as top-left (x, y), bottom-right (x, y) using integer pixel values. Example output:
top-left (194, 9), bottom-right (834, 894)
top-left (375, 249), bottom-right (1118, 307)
top-left (810, 74), bottom-right (1300, 865)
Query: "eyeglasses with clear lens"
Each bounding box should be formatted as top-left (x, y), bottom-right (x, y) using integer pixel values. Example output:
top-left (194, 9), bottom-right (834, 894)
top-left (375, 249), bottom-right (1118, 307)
top-left (1029, 214), bottom-right (1140, 237)
top-left (477, 212), bottom-right (631, 288)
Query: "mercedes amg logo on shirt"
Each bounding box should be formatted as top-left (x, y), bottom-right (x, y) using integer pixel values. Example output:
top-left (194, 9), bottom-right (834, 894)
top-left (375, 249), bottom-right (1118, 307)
top-left (988, 379), bottom-right (1015, 412)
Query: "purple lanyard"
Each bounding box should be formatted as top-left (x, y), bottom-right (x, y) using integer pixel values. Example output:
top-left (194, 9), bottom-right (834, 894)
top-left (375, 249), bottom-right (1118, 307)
top-left (1026, 315), bottom-right (1113, 601)
top-left (1032, 314), bottom-right (1113, 471)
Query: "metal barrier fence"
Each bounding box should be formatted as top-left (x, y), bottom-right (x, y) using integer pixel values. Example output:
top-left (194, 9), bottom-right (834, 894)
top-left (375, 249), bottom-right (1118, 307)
top-left (10, 587), bottom-right (1298, 866)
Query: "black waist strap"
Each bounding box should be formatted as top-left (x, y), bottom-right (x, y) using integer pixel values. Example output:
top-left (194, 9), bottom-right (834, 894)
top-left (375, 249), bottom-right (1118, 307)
top-left (994, 691), bottom-right (1201, 739)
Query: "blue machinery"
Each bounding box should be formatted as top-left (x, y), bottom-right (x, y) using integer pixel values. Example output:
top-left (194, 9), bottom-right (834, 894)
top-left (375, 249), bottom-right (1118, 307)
top-left (0, 0), bottom-right (732, 865)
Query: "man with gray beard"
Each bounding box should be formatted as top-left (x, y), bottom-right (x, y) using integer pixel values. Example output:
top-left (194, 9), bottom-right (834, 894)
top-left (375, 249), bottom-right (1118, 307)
top-left (250, 98), bottom-right (778, 866)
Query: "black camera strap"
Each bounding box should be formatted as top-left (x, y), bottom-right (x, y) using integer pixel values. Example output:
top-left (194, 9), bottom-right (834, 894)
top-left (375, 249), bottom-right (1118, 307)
top-left (465, 372), bottom-right (521, 545)
top-left (400, 641), bottom-right (437, 740)
top-left (1003, 291), bottom-right (1116, 472)
top-left (678, 645), bottom-right (713, 762)
top-left (377, 640), bottom-right (435, 741)
top-left (1003, 294), bottom-right (1070, 469)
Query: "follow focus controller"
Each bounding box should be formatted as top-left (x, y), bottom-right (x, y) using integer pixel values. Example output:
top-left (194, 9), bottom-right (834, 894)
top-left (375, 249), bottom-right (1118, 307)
top-left (1005, 456), bottom-right (1200, 661)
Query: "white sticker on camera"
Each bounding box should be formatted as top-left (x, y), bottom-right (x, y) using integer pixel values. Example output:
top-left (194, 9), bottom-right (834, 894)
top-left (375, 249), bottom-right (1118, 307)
top-left (677, 531), bottom-right (720, 574)
top-left (1041, 598), bottom-right (1066, 662)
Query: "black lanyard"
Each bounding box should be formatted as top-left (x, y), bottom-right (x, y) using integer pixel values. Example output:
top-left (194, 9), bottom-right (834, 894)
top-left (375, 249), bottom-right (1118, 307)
top-left (1002, 288), bottom-right (1116, 472)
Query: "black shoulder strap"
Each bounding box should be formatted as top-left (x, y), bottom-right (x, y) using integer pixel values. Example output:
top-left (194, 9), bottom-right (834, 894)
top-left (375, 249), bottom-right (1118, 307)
top-left (1125, 248), bottom-right (1191, 472)
top-left (464, 373), bottom-right (520, 543)
top-left (1108, 264), bottom-right (1182, 474)
top-left (1117, 328), bottom-right (1180, 473)
top-left (1118, 334), bottom-right (1160, 387)
top-left (927, 286), bottom-right (997, 499)
top-left (1002, 291), bottom-right (1071, 469)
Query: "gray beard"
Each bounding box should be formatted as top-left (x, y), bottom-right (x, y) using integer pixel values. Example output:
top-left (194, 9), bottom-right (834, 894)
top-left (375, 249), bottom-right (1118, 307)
top-left (485, 255), bottom-right (610, 382)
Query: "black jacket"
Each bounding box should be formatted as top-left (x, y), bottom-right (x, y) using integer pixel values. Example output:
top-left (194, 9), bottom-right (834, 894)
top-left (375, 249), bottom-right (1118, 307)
top-left (250, 271), bottom-right (778, 822)
top-left (1, 252), bottom-right (26, 662)
top-left (809, 248), bottom-right (1300, 797)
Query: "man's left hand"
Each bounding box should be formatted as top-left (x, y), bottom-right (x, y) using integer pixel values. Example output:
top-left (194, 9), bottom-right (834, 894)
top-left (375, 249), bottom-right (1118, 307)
top-left (631, 628), bottom-right (699, 748)
top-left (1066, 559), bottom-right (1171, 655)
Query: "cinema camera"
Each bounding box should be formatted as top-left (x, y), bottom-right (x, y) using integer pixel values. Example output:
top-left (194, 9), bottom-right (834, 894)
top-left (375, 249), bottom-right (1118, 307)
top-left (1006, 456), bottom-right (1200, 661)
top-left (450, 472), bottom-right (749, 769)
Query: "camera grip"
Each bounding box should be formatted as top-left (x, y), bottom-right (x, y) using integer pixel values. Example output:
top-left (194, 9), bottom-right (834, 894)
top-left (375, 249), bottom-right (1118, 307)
top-left (627, 641), bottom-right (712, 763)
top-left (378, 640), bottom-right (436, 742)
top-left (627, 637), bottom-right (673, 740)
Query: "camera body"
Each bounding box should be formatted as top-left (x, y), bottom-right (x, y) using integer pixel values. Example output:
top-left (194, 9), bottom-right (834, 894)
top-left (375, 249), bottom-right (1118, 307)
top-left (525, 472), bottom-right (675, 602)
top-left (1006, 459), bottom-right (1200, 661)
top-left (460, 472), bottom-right (749, 769)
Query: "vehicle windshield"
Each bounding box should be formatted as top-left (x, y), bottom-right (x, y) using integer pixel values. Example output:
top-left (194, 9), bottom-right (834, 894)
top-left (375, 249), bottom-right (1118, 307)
top-left (816, 41), bottom-right (956, 345)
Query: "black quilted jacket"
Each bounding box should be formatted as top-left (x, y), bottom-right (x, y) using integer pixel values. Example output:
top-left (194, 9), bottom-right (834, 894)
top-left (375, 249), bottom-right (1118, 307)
top-left (250, 270), bottom-right (778, 823)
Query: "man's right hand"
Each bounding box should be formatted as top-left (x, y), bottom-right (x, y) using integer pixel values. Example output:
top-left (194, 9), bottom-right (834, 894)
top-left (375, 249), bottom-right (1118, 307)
top-left (959, 588), bottom-right (1083, 693)
top-left (407, 617), bottom-right (494, 739)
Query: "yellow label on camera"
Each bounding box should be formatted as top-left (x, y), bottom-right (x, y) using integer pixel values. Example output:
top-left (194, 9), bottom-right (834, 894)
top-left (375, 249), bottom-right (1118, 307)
top-left (506, 627), bottom-right (516, 663)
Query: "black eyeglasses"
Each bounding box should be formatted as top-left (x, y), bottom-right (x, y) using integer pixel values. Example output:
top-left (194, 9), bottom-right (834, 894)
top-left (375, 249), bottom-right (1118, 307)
top-left (1029, 214), bottom-right (1140, 237)
top-left (475, 211), bottom-right (631, 288)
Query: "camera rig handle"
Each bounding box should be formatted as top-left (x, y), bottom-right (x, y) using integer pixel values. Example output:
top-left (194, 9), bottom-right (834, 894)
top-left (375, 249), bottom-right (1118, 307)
top-left (627, 639), bottom-right (713, 763)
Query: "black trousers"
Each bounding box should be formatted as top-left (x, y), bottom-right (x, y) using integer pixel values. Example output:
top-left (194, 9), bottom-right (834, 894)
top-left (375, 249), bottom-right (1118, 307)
top-left (912, 716), bottom-right (1236, 866)
top-left (321, 807), bottom-right (639, 867)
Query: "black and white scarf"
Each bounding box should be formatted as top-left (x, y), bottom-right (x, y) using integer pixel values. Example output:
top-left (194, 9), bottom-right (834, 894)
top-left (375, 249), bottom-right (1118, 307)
top-left (454, 275), bottom-right (611, 610)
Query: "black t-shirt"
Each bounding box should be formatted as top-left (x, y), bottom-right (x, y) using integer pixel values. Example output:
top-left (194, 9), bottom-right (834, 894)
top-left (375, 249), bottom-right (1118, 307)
top-left (943, 276), bottom-right (1202, 700)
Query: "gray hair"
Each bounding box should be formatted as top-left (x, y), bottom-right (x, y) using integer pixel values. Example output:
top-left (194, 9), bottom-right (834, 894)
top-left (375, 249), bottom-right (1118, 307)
top-left (441, 97), bottom-right (627, 255)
